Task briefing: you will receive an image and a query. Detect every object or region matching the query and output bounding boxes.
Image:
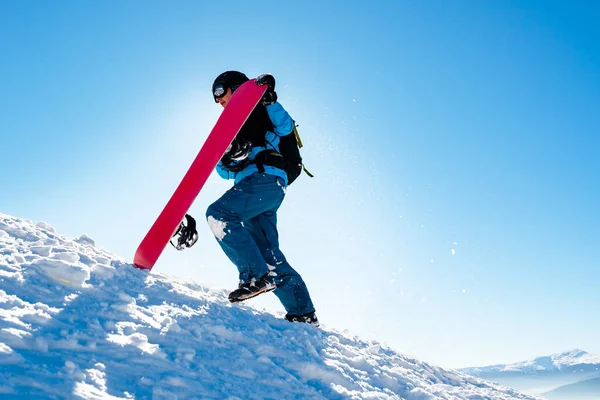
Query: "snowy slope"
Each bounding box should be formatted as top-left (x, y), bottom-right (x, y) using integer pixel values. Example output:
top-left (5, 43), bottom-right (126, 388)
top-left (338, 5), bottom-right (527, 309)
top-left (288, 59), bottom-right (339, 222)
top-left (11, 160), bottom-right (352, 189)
top-left (0, 212), bottom-right (540, 399)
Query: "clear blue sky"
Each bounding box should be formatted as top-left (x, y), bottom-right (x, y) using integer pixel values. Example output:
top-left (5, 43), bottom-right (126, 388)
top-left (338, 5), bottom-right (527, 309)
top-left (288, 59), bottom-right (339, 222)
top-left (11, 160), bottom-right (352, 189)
top-left (1, 1), bottom-right (599, 369)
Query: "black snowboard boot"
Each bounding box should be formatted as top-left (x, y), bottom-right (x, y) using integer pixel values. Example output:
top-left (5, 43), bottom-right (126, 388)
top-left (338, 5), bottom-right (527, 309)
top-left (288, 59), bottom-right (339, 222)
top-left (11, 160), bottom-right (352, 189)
top-left (228, 273), bottom-right (276, 303)
top-left (285, 311), bottom-right (320, 327)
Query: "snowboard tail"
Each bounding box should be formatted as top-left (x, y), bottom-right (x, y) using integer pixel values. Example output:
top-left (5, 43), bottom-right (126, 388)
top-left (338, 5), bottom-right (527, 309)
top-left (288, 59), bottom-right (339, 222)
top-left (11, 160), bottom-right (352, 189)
top-left (134, 80), bottom-right (268, 270)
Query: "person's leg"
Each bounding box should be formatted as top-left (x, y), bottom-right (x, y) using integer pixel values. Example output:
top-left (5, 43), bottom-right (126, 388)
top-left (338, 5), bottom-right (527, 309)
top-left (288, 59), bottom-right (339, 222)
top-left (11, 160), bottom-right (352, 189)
top-left (245, 211), bottom-right (316, 316)
top-left (205, 174), bottom-right (285, 283)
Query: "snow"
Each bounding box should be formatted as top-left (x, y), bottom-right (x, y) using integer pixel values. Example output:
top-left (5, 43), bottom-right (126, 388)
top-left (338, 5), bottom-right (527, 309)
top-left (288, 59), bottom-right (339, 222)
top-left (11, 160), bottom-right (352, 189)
top-left (461, 349), bottom-right (600, 375)
top-left (550, 349), bottom-right (600, 367)
top-left (0, 212), bottom-right (541, 399)
top-left (501, 349), bottom-right (600, 372)
top-left (207, 215), bottom-right (228, 240)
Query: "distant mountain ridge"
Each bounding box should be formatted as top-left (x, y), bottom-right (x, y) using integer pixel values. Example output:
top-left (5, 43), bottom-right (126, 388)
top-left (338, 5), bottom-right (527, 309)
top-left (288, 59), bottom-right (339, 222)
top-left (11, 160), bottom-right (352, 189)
top-left (544, 377), bottom-right (600, 400)
top-left (462, 349), bottom-right (600, 374)
top-left (460, 350), bottom-right (600, 399)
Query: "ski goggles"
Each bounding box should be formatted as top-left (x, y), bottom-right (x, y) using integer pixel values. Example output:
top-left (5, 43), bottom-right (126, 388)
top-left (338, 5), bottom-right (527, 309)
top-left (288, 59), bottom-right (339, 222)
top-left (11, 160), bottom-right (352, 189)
top-left (213, 84), bottom-right (227, 100)
top-left (213, 83), bottom-right (243, 102)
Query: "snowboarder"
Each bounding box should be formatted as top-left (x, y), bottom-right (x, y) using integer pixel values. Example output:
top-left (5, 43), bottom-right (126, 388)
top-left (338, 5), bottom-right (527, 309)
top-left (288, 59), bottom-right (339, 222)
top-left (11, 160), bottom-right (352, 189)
top-left (206, 71), bottom-right (319, 326)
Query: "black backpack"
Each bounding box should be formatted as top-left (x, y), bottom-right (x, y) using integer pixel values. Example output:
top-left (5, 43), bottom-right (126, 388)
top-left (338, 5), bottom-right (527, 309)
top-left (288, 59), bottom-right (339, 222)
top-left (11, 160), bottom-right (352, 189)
top-left (223, 112), bottom-right (313, 185)
top-left (277, 123), bottom-right (312, 185)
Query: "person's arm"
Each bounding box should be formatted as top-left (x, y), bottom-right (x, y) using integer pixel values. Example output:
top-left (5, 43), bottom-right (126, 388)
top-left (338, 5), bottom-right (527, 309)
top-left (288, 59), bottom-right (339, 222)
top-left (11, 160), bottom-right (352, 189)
top-left (266, 102), bottom-right (294, 137)
top-left (256, 73), bottom-right (294, 137)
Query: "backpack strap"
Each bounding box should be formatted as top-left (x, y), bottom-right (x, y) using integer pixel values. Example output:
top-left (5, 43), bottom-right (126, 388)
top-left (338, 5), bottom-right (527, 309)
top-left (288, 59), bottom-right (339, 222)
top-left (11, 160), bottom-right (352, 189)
top-left (253, 150), bottom-right (285, 173)
top-left (237, 122), bottom-right (314, 183)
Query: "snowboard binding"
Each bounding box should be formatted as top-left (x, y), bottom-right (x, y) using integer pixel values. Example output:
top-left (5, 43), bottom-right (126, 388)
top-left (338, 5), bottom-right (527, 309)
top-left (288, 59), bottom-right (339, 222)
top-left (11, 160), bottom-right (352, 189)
top-left (170, 214), bottom-right (198, 251)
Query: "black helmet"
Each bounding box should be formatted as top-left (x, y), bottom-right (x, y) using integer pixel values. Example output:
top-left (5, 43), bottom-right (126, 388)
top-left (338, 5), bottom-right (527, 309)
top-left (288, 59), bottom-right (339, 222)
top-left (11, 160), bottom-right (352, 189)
top-left (212, 71), bottom-right (249, 102)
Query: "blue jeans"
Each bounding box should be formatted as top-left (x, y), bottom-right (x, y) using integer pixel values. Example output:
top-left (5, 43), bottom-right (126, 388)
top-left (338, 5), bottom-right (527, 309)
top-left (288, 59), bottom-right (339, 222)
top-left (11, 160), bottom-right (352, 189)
top-left (206, 173), bottom-right (315, 316)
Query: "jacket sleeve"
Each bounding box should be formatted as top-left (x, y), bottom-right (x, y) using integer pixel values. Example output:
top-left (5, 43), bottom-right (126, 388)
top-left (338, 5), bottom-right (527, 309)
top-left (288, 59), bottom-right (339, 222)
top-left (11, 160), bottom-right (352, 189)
top-left (215, 161), bottom-right (235, 180)
top-left (265, 102), bottom-right (294, 137)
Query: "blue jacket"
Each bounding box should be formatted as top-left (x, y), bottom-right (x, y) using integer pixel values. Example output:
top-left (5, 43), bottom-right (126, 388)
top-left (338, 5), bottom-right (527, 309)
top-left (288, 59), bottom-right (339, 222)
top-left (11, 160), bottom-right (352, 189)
top-left (215, 102), bottom-right (294, 185)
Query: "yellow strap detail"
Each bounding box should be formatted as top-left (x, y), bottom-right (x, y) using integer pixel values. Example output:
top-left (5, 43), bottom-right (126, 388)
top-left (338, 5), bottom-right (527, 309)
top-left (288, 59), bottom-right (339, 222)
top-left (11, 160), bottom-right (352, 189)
top-left (293, 124), bottom-right (304, 148)
top-left (293, 123), bottom-right (314, 178)
top-left (303, 165), bottom-right (314, 178)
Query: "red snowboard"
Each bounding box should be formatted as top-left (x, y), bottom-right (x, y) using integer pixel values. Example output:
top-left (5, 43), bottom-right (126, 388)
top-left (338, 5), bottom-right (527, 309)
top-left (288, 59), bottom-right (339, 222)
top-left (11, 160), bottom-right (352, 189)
top-left (134, 79), bottom-right (268, 270)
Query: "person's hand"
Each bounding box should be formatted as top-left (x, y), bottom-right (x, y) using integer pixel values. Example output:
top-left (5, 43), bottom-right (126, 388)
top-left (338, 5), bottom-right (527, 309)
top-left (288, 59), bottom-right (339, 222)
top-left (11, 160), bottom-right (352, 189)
top-left (256, 73), bottom-right (275, 89)
top-left (261, 91), bottom-right (277, 106)
top-left (256, 73), bottom-right (277, 106)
